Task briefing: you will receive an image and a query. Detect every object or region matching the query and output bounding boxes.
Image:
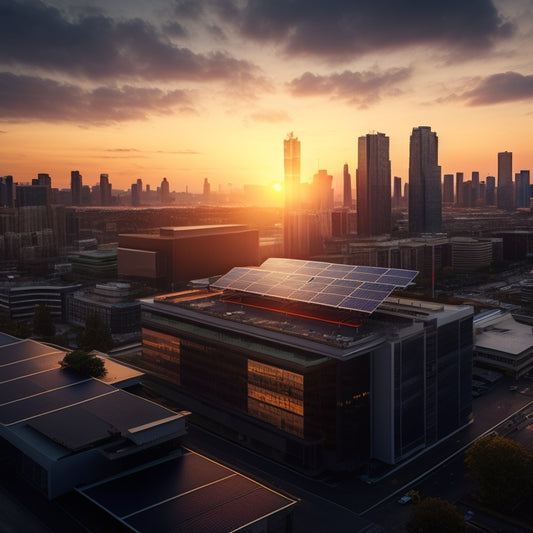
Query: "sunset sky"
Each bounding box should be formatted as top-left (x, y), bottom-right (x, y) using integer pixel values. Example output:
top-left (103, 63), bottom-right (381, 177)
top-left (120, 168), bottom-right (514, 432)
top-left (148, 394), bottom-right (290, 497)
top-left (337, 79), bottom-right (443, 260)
top-left (1, 0), bottom-right (533, 194)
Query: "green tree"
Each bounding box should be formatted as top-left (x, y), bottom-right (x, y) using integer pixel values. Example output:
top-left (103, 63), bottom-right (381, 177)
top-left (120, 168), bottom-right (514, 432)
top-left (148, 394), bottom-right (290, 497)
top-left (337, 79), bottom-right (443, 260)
top-left (60, 349), bottom-right (107, 378)
top-left (76, 312), bottom-right (113, 352)
top-left (465, 434), bottom-right (533, 511)
top-left (0, 311), bottom-right (30, 338)
top-left (406, 497), bottom-right (467, 533)
top-left (33, 304), bottom-right (55, 338)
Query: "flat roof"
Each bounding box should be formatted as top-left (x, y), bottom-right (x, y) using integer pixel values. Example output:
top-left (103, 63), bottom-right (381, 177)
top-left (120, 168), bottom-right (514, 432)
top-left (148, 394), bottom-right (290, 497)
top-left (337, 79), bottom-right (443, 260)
top-left (0, 336), bottom-right (185, 456)
top-left (475, 311), bottom-right (533, 356)
top-left (79, 450), bottom-right (296, 533)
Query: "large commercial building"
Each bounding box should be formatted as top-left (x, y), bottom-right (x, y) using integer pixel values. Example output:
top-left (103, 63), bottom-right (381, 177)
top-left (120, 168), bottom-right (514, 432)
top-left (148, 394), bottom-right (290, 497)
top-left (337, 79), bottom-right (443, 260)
top-left (140, 258), bottom-right (473, 474)
top-left (408, 126), bottom-right (442, 235)
top-left (356, 133), bottom-right (391, 237)
top-left (118, 225), bottom-right (259, 290)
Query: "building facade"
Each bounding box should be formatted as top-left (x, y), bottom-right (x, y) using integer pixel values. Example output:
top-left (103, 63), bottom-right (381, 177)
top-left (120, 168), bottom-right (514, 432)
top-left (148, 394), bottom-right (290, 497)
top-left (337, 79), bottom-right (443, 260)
top-left (497, 151), bottom-right (513, 211)
top-left (408, 126), bottom-right (442, 235)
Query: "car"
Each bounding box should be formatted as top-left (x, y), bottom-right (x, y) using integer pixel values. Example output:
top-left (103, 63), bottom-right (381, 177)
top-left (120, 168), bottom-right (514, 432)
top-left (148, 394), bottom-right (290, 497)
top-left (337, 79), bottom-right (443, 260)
top-left (397, 493), bottom-right (412, 504)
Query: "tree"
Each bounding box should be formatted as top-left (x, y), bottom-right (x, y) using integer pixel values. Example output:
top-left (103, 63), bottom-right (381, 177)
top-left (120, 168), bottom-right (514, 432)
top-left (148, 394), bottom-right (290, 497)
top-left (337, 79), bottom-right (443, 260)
top-left (465, 434), bottom-right (533, 511)
top-left (60, 349), bottom-right (107, 378)
top-left (76, 312), bottom-right (113, 352)
top-left (32, 304), bottom-right (55, 338)
top-left (406, 497), bottom-right (467, 533)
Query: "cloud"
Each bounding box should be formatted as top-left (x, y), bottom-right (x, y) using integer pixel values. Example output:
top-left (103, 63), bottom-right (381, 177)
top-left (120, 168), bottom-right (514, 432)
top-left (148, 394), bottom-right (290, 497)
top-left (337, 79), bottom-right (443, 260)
top-left (462, 71), bottom-right (533, 105)
top-left (210, 0), bottom-right (513, 61)
top-left (0, 72), bottom-right (195, 123)
top-left (0, 0), bottom-right (262, 84)
top-left (288, 68), bottom-right (411, 107)
top-left (249, 109), bottom-right (290, 123)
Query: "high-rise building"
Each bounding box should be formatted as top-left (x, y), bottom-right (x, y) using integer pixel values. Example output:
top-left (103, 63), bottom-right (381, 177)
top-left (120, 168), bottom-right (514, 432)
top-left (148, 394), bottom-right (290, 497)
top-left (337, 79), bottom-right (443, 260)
top-left (343, 163), bottom-right (352, 209)
top-left (356, 132), bottom-right (391, 237)
top-left (471, 171), bottom-right (480, 206)
top-left (0, 175), bottom-right (13, 208)
top-left (515, 170), bottom-right (531, 209)
top-left (485, 176), bottom-right (496, 205)
top-left (100, 173), bottom-right (111, 206)
top-left (284, 133), bottom-right (303, 257)
top-left (408, 126), bottom-right (441, 235)
top-left (203, 178), bottom-right (211, 200)
top-left (455, 172), bottom-right (464, 206)
top-left (131, 183), bottom-right (140, 206)
top-left (160, 177), bottom-right (170, 204)
top-left (71, 170), bottom-right (82, 206)
top-left (311, 169), bottom-right (333, 211)
top-left (392, 176), bottom-right (402, 208)
top-left (442, 174), bottom-right (454, 203)
top-left (284, 132), bottom-right (301, 212)
top-left (497, 151), bottom-right (513, 211)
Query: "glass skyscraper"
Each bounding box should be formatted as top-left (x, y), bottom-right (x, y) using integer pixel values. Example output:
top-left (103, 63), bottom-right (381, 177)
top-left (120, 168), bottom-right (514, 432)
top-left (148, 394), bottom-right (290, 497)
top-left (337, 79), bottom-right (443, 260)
top-left (408, 126), bottom-right (441, 235)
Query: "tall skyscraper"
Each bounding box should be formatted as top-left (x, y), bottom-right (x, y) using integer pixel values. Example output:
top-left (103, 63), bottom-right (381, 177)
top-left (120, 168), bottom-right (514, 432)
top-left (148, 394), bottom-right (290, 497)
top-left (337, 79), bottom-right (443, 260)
top-left (497, 151), bottom-right (513, 210)
top-left (485, 176), bottom-right (496, 205)
top-left (442, 174), bottom-right (454, 203)
top-left (0, 175), bottom-right (13, 208)
top-left (392, 176), bottom-right (402, 208)
top-left (100, 173), bottom-right (111, 206)
top-left (131, 183), bottom-right (140, 206)
top-left (311, 169), bottom-right (333, 211)
top-left (515, 170), bottom-right (530, 208)
top-left (471, 171), bottom-right (480, 206)
top-left (284, 132), bottom-right (301, 212)
top-left (408, 126), bottom-right (441, 235)
top-left (356, 132), bottom-right (391, 237)
top-left (343, 163), bottom-right (352, 209)
top-left (455, 172), bottom-right (464, 206)
top-left (160, 177), bottom-right (170, 204)
top-left (71, 170), bottom-right (82, 206)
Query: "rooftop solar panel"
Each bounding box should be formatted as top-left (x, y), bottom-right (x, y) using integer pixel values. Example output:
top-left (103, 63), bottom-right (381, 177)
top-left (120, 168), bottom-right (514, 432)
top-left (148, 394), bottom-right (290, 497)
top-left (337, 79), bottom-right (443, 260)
top-left (212, 258), bottom-right (418, 315)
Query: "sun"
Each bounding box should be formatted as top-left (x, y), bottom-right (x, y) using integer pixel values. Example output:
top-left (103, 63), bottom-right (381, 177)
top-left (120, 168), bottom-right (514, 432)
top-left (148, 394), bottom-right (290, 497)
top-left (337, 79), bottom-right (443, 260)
top-left (273, 182), bottom-right (282, 192)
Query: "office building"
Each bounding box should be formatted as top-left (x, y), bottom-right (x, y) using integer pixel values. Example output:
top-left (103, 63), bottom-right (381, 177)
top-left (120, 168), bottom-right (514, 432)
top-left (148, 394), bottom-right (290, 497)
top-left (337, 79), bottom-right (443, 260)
top-left (160, 177), bottom-right (170, 204)
top-left (284, 133), bottom-right (302, 258)
top-left (451, 237), bottom-right (492, 273)
top-left (15, 184), bottom-right (49, 207)
top-left (392, 176), bottom-right (402, 208)
top-left (408, 126), bottom-right (441, 235)
top-left (99, 173), bottom-right (112, 206)
top-left (140, 258), bottom-right (473, 473)
top-left (474, 311), bottom-right (533, 378)
top-left (131, 182), bottom-right (140, 206)
top-left (356, 132), bottom-right (391, 237)
top-left (485, 175), bottom-right (496, 205)
top-left (497, 151), bottom-right (513, 210)
top-left (471, 171), bottom-right (480, 206)
top-left (311, 169), bottom-right (334, 211)
top-left (455, 172), bottom-right (464, 206)
top-left (70, 170), bottom-right (82, 206)
top-left (442, 174), bottom-right (454, 203)
top-left (343, 163), bottom-right (353, 209)
top-left (118, 225), bottom-right (259, 290)
top-left (515, 170), bottom-right (530, 209)
top-left (0, 175), bottom-right (13, 208)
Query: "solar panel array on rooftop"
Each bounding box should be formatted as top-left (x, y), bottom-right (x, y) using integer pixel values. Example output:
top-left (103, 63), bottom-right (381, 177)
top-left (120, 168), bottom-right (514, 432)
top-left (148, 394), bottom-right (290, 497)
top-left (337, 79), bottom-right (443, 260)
top-left (213, 258), bottom-right (418, 315)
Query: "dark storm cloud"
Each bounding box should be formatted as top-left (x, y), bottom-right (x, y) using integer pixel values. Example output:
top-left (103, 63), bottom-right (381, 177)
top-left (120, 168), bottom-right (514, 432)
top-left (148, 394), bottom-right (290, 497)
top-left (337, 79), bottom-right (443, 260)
top-left (288, 68), bottom-right (411, 107)
top-left (462, 72), bottom-right (533, 106)
top-left (0, 0), bottom-right (261, 83)
top-left (206, 0), bottom-right (513, 61)
top-left (0, 73), bottom-right (195, 123)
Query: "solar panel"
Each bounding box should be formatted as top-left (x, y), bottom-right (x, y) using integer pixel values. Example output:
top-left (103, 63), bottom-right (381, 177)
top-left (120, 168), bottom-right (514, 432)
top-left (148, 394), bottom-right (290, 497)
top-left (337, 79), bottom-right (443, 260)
top-left (212, 258), bottom-right (418, 314)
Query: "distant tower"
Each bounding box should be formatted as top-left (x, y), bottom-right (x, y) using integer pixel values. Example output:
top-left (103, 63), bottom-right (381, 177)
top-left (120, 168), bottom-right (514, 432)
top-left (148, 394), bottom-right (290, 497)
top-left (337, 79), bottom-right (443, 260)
top-left (393, 176), bottom-right (402, 208)
top-left (486, 176), bottom-right (496, 205)
top-left (408, 126), bottom-right (441, 235)
top-left (497, 151), bottom-right (513, 211)
top-left (356, 132), bottom-right (391, 237)
top-left (0, 175), bottom-right (14, 208)
top-left (471, 171), bottom-right (480, 206)
top-left (136, 178), bottom-right (143, 204)
top-left (442, 174), bottom-right (454, 203)
top-left (343, 163), bottom-right (352, 209)
top-left (100, 173), bottom-right (111, 206)
top-left (161, 177), bottom-right (170, 204)
top-left (203, 178), bottom-right (211, 199)
top-left (284, 132), bottom-right (301, 212)
top-left (312, 169), bottom-right (334, 211)
top-left (515, 170), bottom-right (530, 208)
top-left (71, 170), bottom-right (82, 206)
top-left (455, 172), bottom-right (464, 206)
top-left (131, 183), bottom-right (140, 206)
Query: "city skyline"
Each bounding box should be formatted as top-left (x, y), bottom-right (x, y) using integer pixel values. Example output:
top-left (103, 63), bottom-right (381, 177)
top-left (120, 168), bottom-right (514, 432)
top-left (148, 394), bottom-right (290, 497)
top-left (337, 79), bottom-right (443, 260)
top-left (1, 1), bottom-right (533, 192)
